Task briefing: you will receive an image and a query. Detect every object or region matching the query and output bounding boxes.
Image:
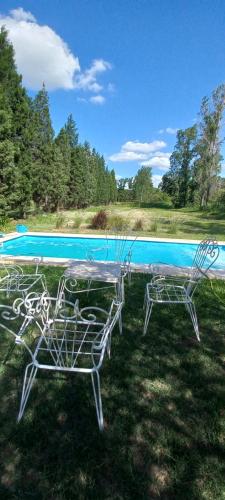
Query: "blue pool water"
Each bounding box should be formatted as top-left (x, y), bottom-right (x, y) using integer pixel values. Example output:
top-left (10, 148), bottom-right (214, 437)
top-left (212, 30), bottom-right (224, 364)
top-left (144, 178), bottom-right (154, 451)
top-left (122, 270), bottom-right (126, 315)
top-left (0, 235), bottom-right (225, 269)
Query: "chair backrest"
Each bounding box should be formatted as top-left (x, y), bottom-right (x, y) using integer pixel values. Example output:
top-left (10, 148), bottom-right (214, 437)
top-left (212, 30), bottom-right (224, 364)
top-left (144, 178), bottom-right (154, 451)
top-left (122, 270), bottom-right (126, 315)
top-left (106, 231), bottom-right (136, 266)
top-left (0, 262), bottom-right (24, 278)
top-left (186, 238), bottom-right (219, 296)
top-left (32, 295), bottom-right (122, 370)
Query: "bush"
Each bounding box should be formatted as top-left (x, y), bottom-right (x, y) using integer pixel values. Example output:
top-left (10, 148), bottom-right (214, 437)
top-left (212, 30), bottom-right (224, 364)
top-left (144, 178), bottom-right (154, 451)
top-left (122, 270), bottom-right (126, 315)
top-left (73, 216), bottom-right (82, 229)
top-left (91, 210), bottom-right (108, 230)
top-left (0, 215), bottom-right (9, 231)
top-left (55, 214), bottom-right (66, 229)
top-left (133, 218), bottom-right (144, 231)
top-left (0, 216), bottom-right (10, 232)
top-left (108, 215), bottom-right (128, 232)
top-left (149, 219), bottom-right (158, 233)
top-left (169, 218), bottom-right (178, 234)
top-left (140, 189), bottom-right (173, 209)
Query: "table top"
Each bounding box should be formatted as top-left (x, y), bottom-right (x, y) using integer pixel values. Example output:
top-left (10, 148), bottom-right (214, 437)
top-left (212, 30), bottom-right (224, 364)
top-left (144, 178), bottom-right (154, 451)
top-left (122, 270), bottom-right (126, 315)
top-left (64, 260), bottom-right (123, 283)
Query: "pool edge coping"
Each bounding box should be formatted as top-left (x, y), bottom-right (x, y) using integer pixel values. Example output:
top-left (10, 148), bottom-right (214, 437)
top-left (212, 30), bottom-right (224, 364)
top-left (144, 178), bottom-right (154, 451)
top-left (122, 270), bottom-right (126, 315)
top-left (2, 231), bottom-right (225, 245)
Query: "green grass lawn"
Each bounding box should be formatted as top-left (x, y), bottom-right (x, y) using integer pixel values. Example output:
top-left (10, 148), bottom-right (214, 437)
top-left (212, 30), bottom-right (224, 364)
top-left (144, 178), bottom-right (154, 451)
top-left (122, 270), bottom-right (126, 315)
top-left (0, 267), bottom-right (225, 499)
top-left (7, 203), bottom-right (225, 241)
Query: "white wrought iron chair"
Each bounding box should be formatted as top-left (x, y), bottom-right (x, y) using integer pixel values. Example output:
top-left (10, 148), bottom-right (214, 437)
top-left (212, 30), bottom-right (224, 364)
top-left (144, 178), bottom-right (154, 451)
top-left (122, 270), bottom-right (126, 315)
top-left (143, 238), bottom-right (219, 340)
top-left (0, 292), bottom-right (122, 430)
top-left (0, 259), bottom-right (47, 339)
top-left (0, 259), bottom-right (47, 298)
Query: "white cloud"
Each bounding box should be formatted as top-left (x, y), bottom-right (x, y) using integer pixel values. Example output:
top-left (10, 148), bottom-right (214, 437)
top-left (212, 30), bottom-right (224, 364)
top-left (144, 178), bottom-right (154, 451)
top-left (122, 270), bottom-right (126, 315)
top-left (90, 95), bottom-right (105, 105)
top-left (159, 127), bottom-right (178, 135)
top-left (109, 140), bottom-right (167, 162)
top-left (0, 8), bottom-right (79, 90)
top-left (0, 8), bottom-right (112, 94)
top-left (122, 140), bottom-right (166, 154)
top-left (109, 151), bottom-right (148, 162)
top-left (152, 174), bottom-right (163, 187)
top-left (10, 7), bottom-right (36, 22)
top-left (74, 59), bottom-right (112, 93)
top-left (141, 153), bottom-right (171, 170)
top-left (165, 127), bottom-right (178, 135)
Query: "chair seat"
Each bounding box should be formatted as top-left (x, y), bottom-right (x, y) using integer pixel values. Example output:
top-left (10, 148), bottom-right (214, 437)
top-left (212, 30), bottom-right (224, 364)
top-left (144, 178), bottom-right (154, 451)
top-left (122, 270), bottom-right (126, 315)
top-left (65, 260), bottom-right (122, 283)
top-left (34, 319), bottom-right (106, 371)
top-left (147, 282), bottom-right (190, 303)
top-left (0, 273), bottom-right (44, 293)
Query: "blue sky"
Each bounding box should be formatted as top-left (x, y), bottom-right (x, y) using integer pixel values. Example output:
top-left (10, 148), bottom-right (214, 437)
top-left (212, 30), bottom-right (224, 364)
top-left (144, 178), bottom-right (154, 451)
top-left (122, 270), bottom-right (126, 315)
top-left (0, 0), bottom-right (225, 185)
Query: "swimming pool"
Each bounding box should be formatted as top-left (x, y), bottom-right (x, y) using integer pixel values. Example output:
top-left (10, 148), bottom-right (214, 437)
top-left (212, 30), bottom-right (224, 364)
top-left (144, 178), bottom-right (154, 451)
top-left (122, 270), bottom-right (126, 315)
top-left (0, 234), bottom-right (224, 269)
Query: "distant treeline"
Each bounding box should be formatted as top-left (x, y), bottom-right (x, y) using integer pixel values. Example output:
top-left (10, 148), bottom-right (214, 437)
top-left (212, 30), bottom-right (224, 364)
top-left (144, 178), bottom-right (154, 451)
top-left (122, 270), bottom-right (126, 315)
top-left (0, 27), bottom-right (117, 218)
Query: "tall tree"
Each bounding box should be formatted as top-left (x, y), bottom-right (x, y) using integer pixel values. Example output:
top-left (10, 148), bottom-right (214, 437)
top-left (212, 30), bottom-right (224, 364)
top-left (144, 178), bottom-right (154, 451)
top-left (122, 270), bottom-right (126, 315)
top-left (133, 166), bottom-right (153, 203)
top-left (64, 114), bottom-right (79, 148)
top-left (163, 126), bottom-right (197, 207)
top-left (0, 27), bottom-right (34, 217)
top-left (193, 84), bottom-right (225, 208)
top-left (31, 84), bottom-right (55, 209)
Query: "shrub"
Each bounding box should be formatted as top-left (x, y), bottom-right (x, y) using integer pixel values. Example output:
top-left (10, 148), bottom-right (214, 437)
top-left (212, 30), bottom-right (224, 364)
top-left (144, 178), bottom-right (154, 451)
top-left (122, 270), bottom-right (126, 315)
top-left (149, 219), bottom-right (158, 233)
top-left (91, 210), bottom-right (108, 230)
top-left (139, 190), bottom-right (173, 209)
top-left (108, 215), bottom-right (128, 232)
top-left (0, 215), bottom-right (9, 231)
top-left (169, 218), bottom-right (178, 234)
top-left (55, 214), bottom-right (66, 229)
top-left (73, 216), bottom-right (82, 229)
top-left (133, 218), bottom-right (144, 231)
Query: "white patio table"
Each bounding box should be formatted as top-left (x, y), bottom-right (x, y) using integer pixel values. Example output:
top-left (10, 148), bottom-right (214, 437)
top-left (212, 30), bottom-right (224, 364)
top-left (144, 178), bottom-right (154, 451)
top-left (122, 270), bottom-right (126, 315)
top-left (59, 260), bottom-right (124, 300)
top-left (57, 260), bottom-right (125, 334)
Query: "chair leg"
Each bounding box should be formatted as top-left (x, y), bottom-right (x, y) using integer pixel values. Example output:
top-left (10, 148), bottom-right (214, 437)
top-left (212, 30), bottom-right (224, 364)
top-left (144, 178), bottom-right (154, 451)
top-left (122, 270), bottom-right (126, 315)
top-left (186, 301), bottom-right (200, 342)
top-left (2, 340), bottom-right (16, 365)
top-left (143, 301), bottom-right (153, 336)
top-left (41, 275), bottom-right (47, 292)
top-left (143, 289), bottom-right (147, 310)
top-left (107, 332), bottom-right (112, 358)
top-left (91, 371), bottom-right (104, 431)
top-left (118, 310), bottom-right (123, 335)
top-left (17, 363), bottom-right (38, 422)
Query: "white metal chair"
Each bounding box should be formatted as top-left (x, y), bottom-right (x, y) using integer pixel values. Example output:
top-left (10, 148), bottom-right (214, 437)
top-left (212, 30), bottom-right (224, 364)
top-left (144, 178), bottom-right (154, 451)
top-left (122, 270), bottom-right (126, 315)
top-left (0, 260), bottom-right (47, 339)
top-left (0, 292), bottom-right (122, 430)
top-left (0, 260), bottom-right (47, 298)
top-left (143, 238), bottom-right (219, 340)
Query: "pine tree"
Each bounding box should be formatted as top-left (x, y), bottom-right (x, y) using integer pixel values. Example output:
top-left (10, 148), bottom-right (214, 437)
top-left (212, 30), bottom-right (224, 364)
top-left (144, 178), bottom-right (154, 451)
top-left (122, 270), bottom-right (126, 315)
top-left (64, 114), bottom-right (79, 148)
top-left (31, 84), bottom-right (55, 210)
top-left (0, 27), bottom-right (33, 216)
top-left (0, 100), bottom-right (17, 215)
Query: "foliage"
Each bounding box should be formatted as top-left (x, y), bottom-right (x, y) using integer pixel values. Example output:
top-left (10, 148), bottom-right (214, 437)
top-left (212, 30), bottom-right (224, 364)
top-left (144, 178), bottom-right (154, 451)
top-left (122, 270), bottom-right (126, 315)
top-left (73, 216), bottom-right (82, 229)
top-left (133, 218), bottom-right (144, 231)
top-left (140, 190), bottom-right (173, 208)
top-left (108, 214), bottom-right (128, 231)
top-left (169, 218), bottom-right (178, 234)
top-left (133, 166), bottom-right (153, 203)
top-left (149, 218), bottom-right (158, 233)
top-left (193, 84), bottom-right (225, 208)
top-left (0, 29), bottom-right (118, 218)
top-left (117, 177), bottom-right (134, 202)
top-left (91, 210), bottom-right (108, 229)
top-left (160, 126), bottom-right (197, 207)
top-left (55, 213), bottom-right (67, 228)
top-left (0, 215), bottom-right (9, 230)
